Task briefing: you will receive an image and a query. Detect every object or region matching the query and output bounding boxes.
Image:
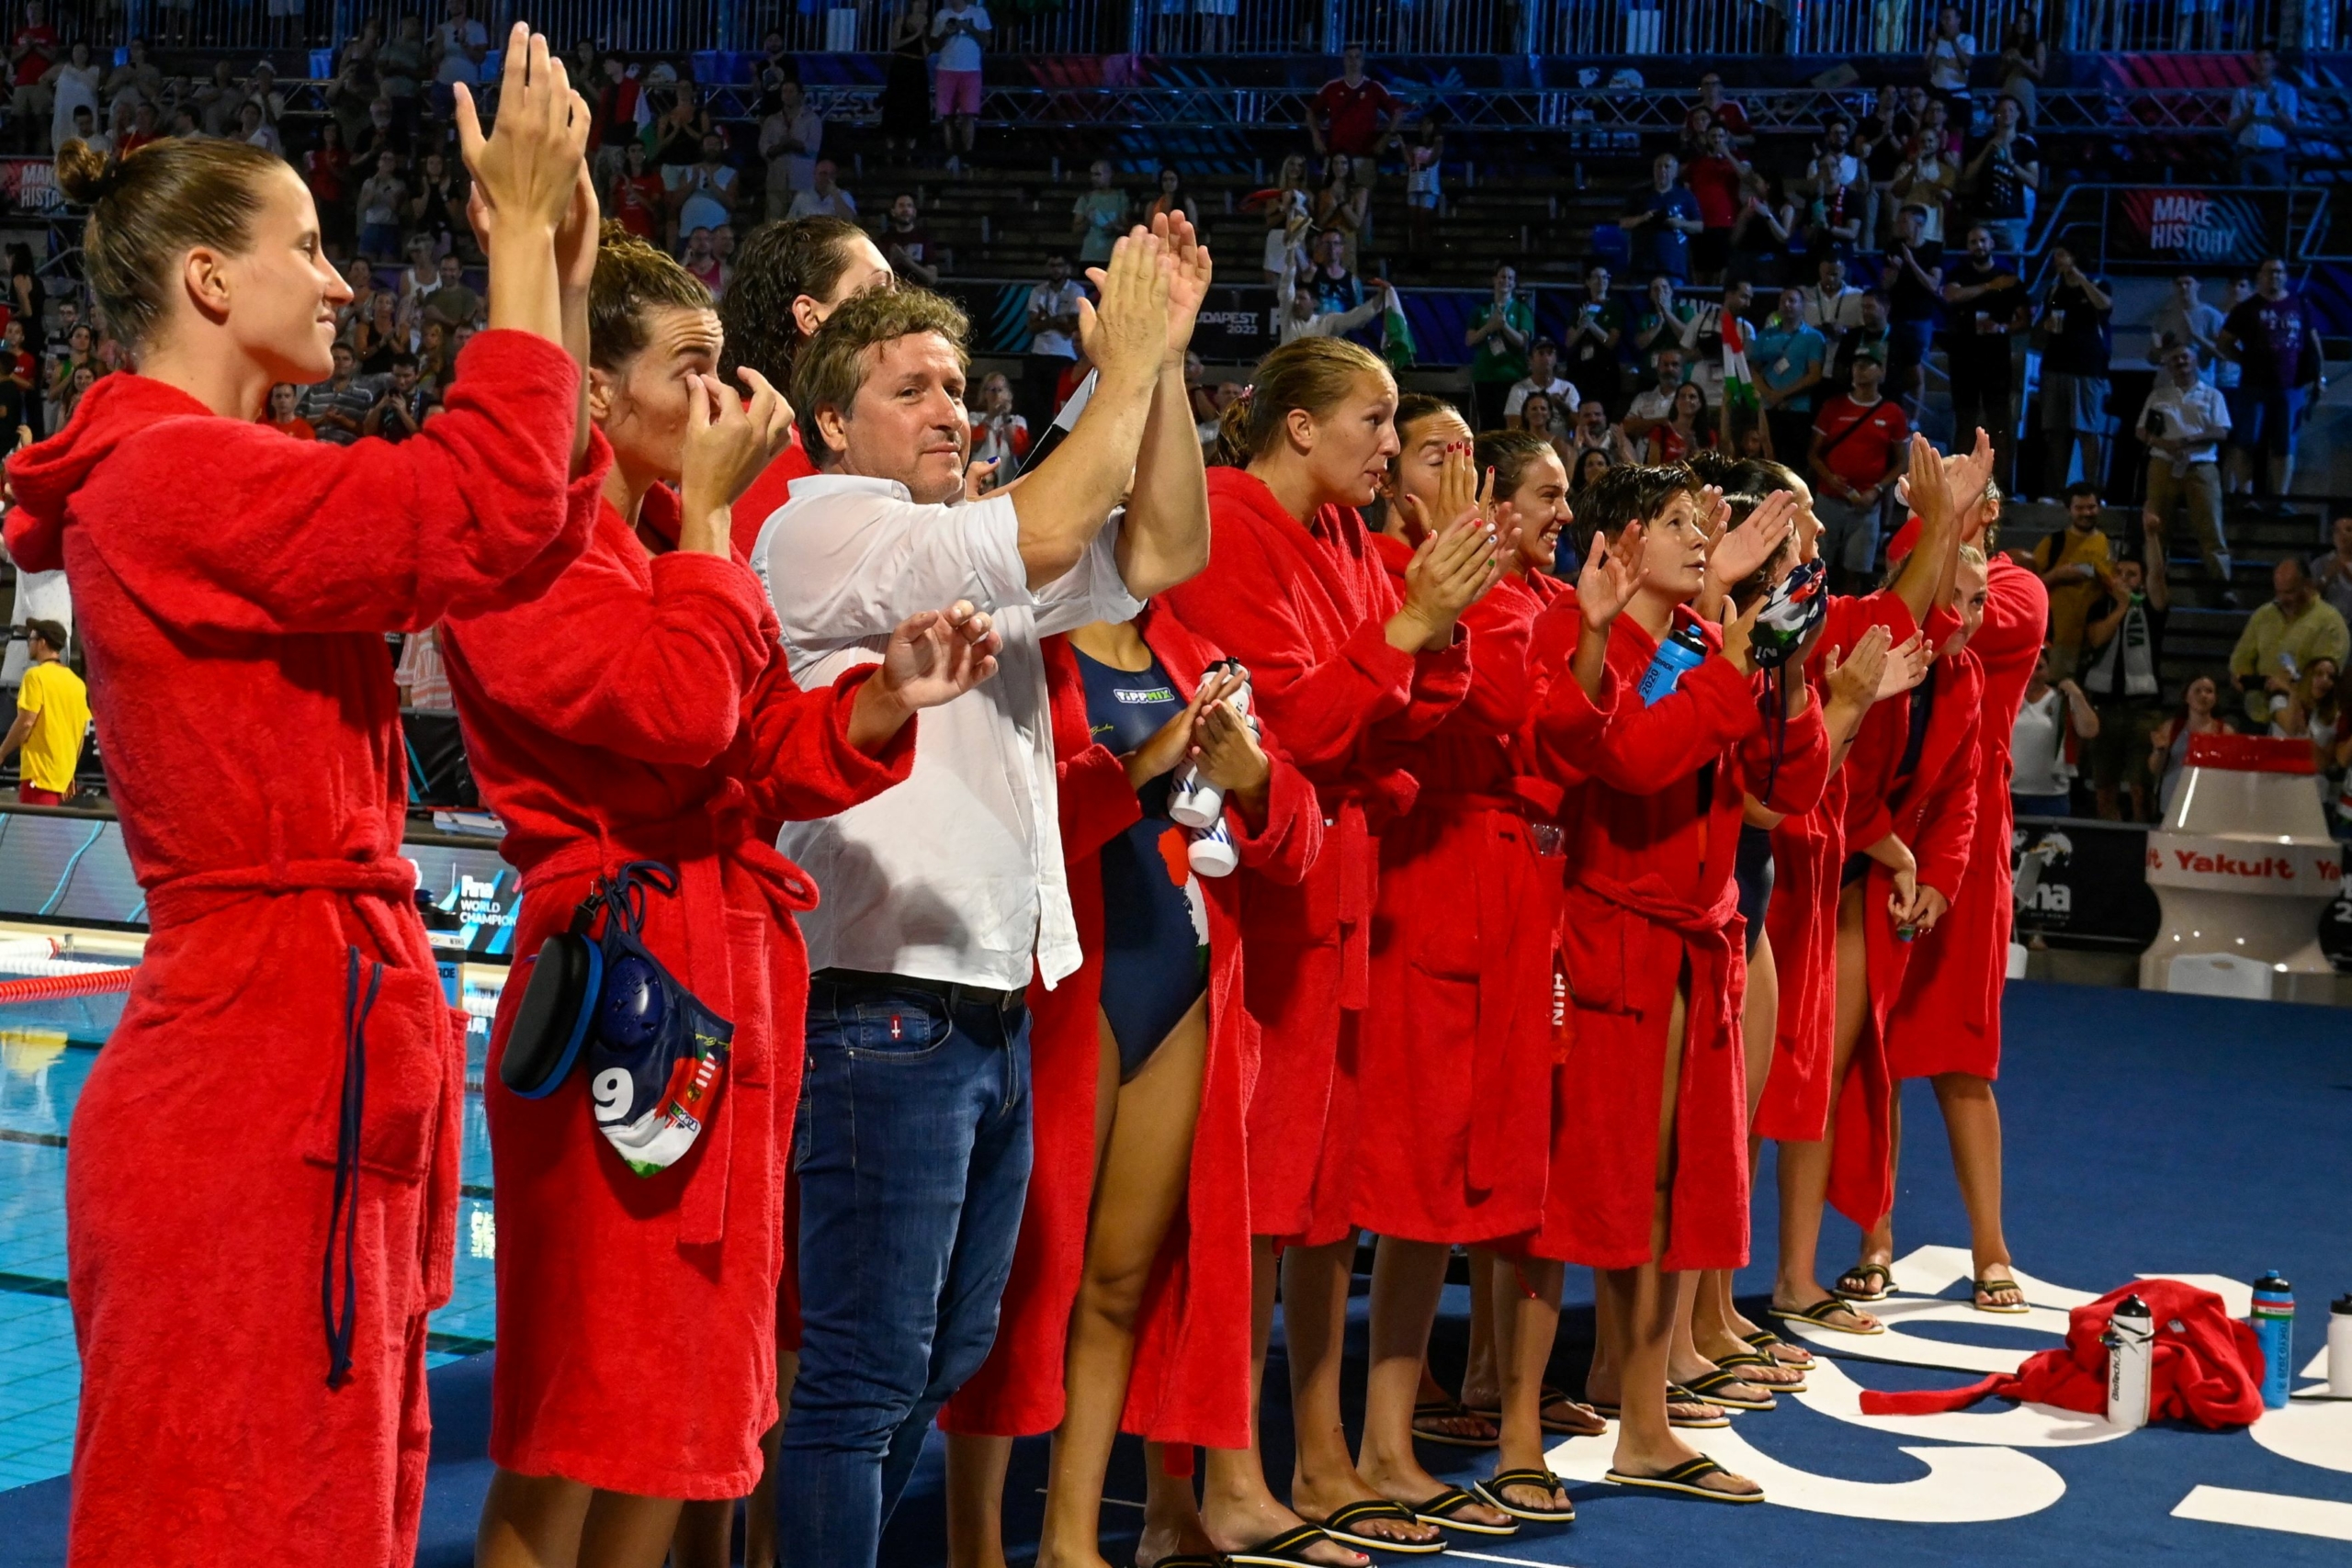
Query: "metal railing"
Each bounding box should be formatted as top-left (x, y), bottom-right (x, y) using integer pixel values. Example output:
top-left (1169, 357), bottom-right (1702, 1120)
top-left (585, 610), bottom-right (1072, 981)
top-left (48, 0), bottom-right (2352, 56)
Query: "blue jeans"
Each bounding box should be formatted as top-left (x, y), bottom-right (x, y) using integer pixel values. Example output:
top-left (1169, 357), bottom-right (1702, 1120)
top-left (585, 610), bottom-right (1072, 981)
top-left (780, 975), bottom-right (1034, 1568)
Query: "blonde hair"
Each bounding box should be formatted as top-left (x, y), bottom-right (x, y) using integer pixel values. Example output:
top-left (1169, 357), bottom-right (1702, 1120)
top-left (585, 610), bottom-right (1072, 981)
top-left (1214, 336), bottom-right (1392, 467)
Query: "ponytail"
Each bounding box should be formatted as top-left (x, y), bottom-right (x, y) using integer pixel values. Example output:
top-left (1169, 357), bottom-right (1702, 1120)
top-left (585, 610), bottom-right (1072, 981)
top-left (1212, 335), bottom-right (1392, 467)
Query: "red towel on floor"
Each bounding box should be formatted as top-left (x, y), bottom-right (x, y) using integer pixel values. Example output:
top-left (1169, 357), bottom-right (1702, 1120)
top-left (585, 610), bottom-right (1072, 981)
top-left (1858, 1280), bottom-right (2267, 1429)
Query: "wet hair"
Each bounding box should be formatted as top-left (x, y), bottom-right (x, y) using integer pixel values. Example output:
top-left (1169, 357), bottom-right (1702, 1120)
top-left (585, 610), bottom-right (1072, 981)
top-left (791, 284), bottom-right (970, 459)
top-left (1214, 336), bottom-right (1392, 467)
top-left (55, 136), bottom-right (289, 357)
top-left (1572, 461), bottom-right (1697, 556)
top-left (718, 217), bottom-right (871, 385)
top-left (1393, 391), bottom-right (1464, 444)
top-left (589, 220), bottom-right (714, 374)
top-left (1473, 429), bottom-right (1556, 504)
top-left (1722, 487), bottom-right (1798, 610)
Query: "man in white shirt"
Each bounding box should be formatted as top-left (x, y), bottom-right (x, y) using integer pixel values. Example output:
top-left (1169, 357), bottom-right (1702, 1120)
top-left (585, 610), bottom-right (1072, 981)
top-left (1501, 338), bottom-right (1579, 433)
top-left (1620, 345), bottom-right (1686, 440)
top-left (2137, 344), bottom-right (2233, 589)
top-left (757, 224), bottom-right (1212, 1568)
top-left (1802, 254), bottom-right (1868, 344)
top-left (759, 78), bottom-right (823, 221)
top-left (1022, 251), bottom-right (1083, 429)
top-left (786, 157), bottom-right (858, 222)
top-left (2229, 47), bottom-right (2297, 185)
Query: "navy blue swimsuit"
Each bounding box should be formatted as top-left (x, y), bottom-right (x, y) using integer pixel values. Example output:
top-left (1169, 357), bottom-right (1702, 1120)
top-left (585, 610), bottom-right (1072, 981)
top-left (1075, 648), bottom-right (1210, 1079)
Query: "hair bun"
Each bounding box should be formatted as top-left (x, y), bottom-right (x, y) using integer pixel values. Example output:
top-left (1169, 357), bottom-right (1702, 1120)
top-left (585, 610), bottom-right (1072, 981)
top-left (54, 140), bottom-right (115, 206)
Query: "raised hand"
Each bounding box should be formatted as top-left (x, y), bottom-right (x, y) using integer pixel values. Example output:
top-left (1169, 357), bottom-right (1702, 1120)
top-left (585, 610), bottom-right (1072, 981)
top-left (877, 600), bottom-right (1003, 712)
top-left (962, 457), bottom-right (1000, 501)
top-left (1940, 426), bottom-right (1996, 536)
top-left (1577, 521), bottom-right (1646, 632)
top-left (1078, 228), bottom-right (1171, 391)
top-left (1707, 489), bottom-right (1797, 591)
top-left (1126, 667), bottom-right (1238, 784)
top-left (1823, 624), bottom-right (1893, 714)
top-left (455, 25), bottom-right (587, 237)
top-left (553, 157), bottom-right (600, 298)
top-left (1151, 209), bottom-right (1215, 362)
top-left (1699, 482), bottom-right (1732, 546)
top-left (1878, 630), bottom-right (1931, 699)
top-left (1395, 505), bottom-right (1500, 651)
top-left (1720, 591), bottom-right (1767, 676)
top-left (1904, 432), bottom-right (1954, 536)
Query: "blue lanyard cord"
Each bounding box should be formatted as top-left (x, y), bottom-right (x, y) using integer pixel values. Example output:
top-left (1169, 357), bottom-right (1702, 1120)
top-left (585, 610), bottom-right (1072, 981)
top-left (323, 945), bottom-right (385, 1390)
top-left (597, 860), bottom-right (679, 942)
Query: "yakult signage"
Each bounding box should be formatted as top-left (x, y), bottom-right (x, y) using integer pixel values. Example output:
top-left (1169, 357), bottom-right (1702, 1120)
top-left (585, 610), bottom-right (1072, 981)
top-left (2144, 832), bottom-right (2342, 894)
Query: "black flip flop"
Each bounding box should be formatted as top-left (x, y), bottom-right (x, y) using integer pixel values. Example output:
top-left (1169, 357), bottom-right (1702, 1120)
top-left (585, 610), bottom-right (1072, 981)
top-left (1302, 1500), bottom-right (1444, 1556)
top-left (1407, 1485), bottom-right (1519, 1537)
top-left (1973, 1276), bottom-right (2031, 1314)
top-left (1586, 1395), bottom-right (1729, 1430)
top-left (1605, 1453), bottom-right (1766, 1505)
top-left (1412, 1394), bottom-right (1499, 1449)
top-left (1769, 1296), bottom-right (1886, 1337)
top-left (1681, 1368), bottom-right (1779, 1412)
top-left (1471, 1468), bottom-right (1577, 1524)
top-left (1714, 1349), bottom-right (1807, 1391)
top-left (1141, 1556), bottom-right (1233, 1568)
top-left (1741, 1326), bottom-right (1815, 1366)
top-left (1227, 1525), bottom-right (1346, 1567)
top-left (1834, 1261), bottom-right (1894, 1303)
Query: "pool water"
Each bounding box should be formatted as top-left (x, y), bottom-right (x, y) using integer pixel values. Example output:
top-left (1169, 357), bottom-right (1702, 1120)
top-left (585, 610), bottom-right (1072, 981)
top-left (0, 995), bottom-right (501, 1491)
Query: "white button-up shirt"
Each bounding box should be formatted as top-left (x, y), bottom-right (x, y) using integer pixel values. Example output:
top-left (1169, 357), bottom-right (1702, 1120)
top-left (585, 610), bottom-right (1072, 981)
top-left (752, 472), bottom-right (1144, 991)
top-left (2137, 378), bottom-right (2231, 472)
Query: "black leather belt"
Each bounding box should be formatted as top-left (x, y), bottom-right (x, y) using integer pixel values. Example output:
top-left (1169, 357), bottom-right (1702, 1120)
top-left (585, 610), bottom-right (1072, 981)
top-left (811, 966), bottom-right (1025, 1012)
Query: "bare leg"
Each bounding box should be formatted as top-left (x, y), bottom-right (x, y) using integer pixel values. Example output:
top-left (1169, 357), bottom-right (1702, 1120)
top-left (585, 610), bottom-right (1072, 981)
top-left (1283, 1237), bottom-right (1441, 1548)
top-left (1771, 881), bottom-right (1884, 1331)
top-left (676, 1352), bottom-right (796, 1568)
top-left (478, 1470), bottom-right (591, 1568)
top-left (1857, 1086), bottom-right (1905, 1279)
top-left (944, 1434), bottom-right (1013, 1568)
top-left (1485, 1257), bottom-right (1580, 1513)
top-left (1036, 1003), bottom-right (1212, 1568)
top-left (1934, 1073), bottom-right (2021, 1306)
top-left (1459, 1247), bottom-right (1500, 1407)
top-left (1196, 1238), bottom-right (1367, 1568)
top-left (1356, 1237), bottom-right (1509, 1527)
top-left (578, 1492), bottom-right (686, 1568)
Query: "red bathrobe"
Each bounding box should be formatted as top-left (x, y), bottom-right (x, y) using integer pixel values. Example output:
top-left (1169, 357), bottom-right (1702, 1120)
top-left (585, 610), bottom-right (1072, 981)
top-left (1539, 609), bottom-right (1829, 1270)
top-left (439, 484), bottom-right (914, 1498)
top-left (941, 606), bottom-right (1321, 1450)
top-left (3, 333), bottom-right (599, 1568)
top-left (1161, 468), bottom-right (1471, 1246)
top-left (1354, 549), bottom-right (1564, 1243)
top-left (1883, 555), bottom-right (2048, 1081)
top-left (729, 432), bottom-right (820, 559)
top-left (1751, 589), bottom-right (1919, 1145)
top-left (1827, 629), bottom-right (1984, 1227)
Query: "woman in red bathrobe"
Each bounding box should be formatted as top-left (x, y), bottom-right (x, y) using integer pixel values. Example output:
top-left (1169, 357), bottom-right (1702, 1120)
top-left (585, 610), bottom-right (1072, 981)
top-left (2, 39), bottom-right (601, 1568)
top-left (937, 602), bottom-right (1319, 1568)
top-left (442, 228), bottom-right (996, 1567)
top-left (1871, 485), bottom-right (2048, 1312)
top-left (1538, 464), bottom-right (1828, 1505)
top-left (1159, 335), bottom-right (1494, 1561)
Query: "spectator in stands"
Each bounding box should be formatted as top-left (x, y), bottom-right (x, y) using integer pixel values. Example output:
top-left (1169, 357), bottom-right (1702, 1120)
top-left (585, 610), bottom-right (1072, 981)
top-left (681, 226), bottom-right (728, 298)
top-left (65, 103), bottom-right (103, 157)
top-left (1882, 204), bottom-right (1942, 421)
top-left (2032, 483), bottom-right (2114, 678)
top-left (646, 78), bottom-right (716, 169)
top-left (1305, 226), bottom-right (1364, 319)
top-left (1939, 223), bottom-right (2024, 486)
top-left (242, 59), bottom-right (286, 128)
top-left (2135, 344), bottom-right (2233, 593)
top-left (2231, 558), bottom-right (2351, 727)
top-left (591, 54), bottom-right (641, 186)
top-left (671, 131), bottom-right (739, 251)
top-left (192, 57), bottom-right (237, 139)
top-left (968, 370), bottom-right (1028, 484)
top-left (883, 192), bottom-right (940, 286)
top-left (0, 318), bottom-right (32, 435)
top-left (2082, 552), bottom-right (2169, 821)
top-left (1633, 273), bottom-right (1700, 378)
top-left (1260, 152), bottom-right (1312, 288)
top-left (1893, 118), bottom-right (1959, 243)
top-left (421, 253), bottom-right (480, 333)
top-left (1674, 104), bottom-right (1715, 165)
top-left (2008, 649), bottom-right (2098, 818)
top-left (412, 149), bottom-right (471, 257)
top-left (304, 121), bottom-right (353, 249)
top-left (1695, 71), bottom-right (1752, 146)
top-left (1804, 253), bottom-right (1867, 358)
top-left (1276, 252), bottom-right (1386, 344)
top-left (378, 14), bottom-right (426, 134)
top-left (1023, 253), bottom-right (1082, 428)
top-left (363, 353), bottom-right (435, 443)
top-left (1315, 152), bottom-right (1371, 271)
top-left (2270, 659), bottom-right (2341, 788)
top-left (2152, 674), bottom-right (2229, 816)
top-left (1645, 380), bottom-right (1713, 465)
top-left (1622, 344), bottom-right (1686, 444)
top-left (1564, 265), bottom-right (1624, 413)
top-left (1309, 42), bottom-right (1400, 163)
top-left (759, 80), bottom-right (823, 223)
top-left (1831, 288), bottom-right (1894, 392)
top-left (1465, 263), bottom-right (1532, 430)
top-left (2312, 514), bottom-right (2352, 625)
top-left (1072, 158), bottom-right (1128, 265)
top-left (43, 39), bottom-right (93, 155)
top-left (932, 0), bottom-right (989, 169)
top-left (2228, 47), bottom-right (2297, 186)
top-left (1621, 152), bottom-right (1702, 284)
top-left (1808, 349), bottom-right (1908, 589)
top-left (1688, 124), bottom-right (1747, 285)
top-left (2217, 255), bottom-right (2322, 503)
top-left (2145, 273), bottom-right (2224, 378)
top-left (1403, 115), bottom-right (1443, 254)
top-left (1752, 286), bottom-right (1829, 463)
top-left (1504, 338), bottom-right (1577, 433)
top-left (0, 617), bottom-right (82, 805)
top-left (260, 381), bottom-right (314, 441)
top-left (2034, 244), bottom-right (2113, 495)
top-left (1147, 164), bottom-right (1196, 227)
top-left (787, 157), bottom-right (858, 222)
top-left (1925, 5), bottom-right (1976, 112)
top-left (1569, 398), bottom-right (1639, 468)
top-left (431, 0), bottom-right (490, 103)
top-left (1730, 166), bottom-right (1795, 284)
top-left (355, 149), bottom-right (406, 260)
top-left (1855, 85), bottom-right (1909, 237)
top-left (1964, 94), bottom-right (2038, 253)
top-left (1513, 390), bottom-right (1567, 452)
top-left (1998, 8), bottom-right (2046, 123)
top-left (8, 2), bottom-right (54, 153)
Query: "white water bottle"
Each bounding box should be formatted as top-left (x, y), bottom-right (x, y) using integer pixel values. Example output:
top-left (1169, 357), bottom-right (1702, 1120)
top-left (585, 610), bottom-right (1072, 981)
top-left (1187, 815), bottom-right (1238, 878)
top-left (2329, 1293), bottom-right (2352, 1397)
top-left (2105, 1292), bottom-right (2154, 1429)
top-left (1169, 665), bottom-right (1254, 829)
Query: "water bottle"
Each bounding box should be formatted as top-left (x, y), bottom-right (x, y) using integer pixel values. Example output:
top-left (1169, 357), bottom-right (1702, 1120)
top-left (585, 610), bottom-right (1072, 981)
top-left (1169, 665), bottom-right (1253, 829)
top-left (2104, 1293), bottom-right (2154, 1430)
top-left (1637, 622), bottom-right (1711, 707)
top-left (2251, 1271), bottom-right (2296, 1409)
top-left (2328, 1293), bottom-right (2352, 1398)
top-left (1186, 815), bottom-right (1238, 878)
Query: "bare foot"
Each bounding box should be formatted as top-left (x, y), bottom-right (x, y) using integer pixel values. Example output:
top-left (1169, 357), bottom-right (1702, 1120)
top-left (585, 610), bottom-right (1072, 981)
top-left (1132, 1515), bottom-right (1219, 1568)
top-left (1199, 1494), bottom-right (1367, 1568)
top-left (1540, 1392), bottom-right (1610, 1436)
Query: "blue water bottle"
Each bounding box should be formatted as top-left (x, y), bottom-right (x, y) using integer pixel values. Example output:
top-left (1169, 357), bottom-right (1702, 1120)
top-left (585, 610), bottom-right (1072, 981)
top-left (2251, 1270), bottom-right (2296, 1409)
top-left (1637, 623), bottom-right (1711, 707)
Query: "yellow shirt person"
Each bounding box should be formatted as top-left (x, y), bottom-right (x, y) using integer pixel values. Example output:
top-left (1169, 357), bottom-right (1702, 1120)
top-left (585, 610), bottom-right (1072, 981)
top-left (2, 622), bottom-right (87, 804)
